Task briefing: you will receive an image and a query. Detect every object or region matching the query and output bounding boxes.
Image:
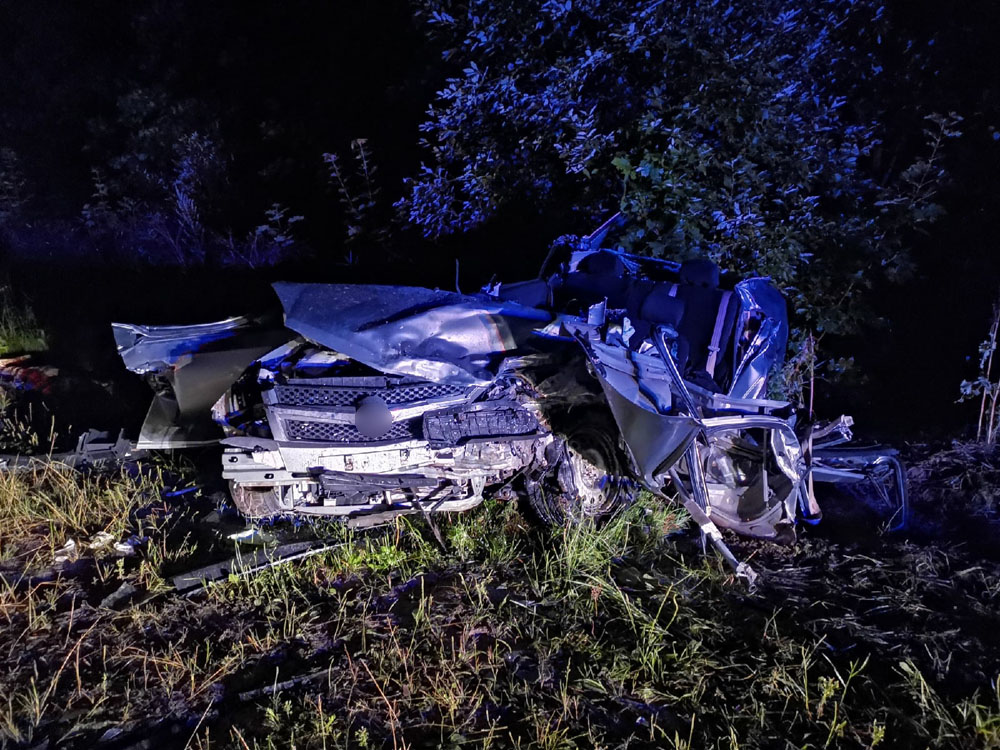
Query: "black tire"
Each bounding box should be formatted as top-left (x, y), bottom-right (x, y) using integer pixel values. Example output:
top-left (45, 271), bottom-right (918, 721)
top-left (527, 413), bottom-right (636, 525)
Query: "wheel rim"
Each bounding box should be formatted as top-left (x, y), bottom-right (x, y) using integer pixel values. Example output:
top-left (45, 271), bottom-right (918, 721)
top-left (563, 426), bottom-right (628, 518)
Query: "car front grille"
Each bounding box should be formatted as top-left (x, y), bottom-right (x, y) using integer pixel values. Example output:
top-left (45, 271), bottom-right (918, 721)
top-left (284, 419), bottom-right (422, 443)
top-left (270, 381), bottom-right (466, 408)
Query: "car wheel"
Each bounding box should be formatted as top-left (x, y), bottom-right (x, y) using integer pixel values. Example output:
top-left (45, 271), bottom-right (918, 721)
top-left (527, 414), bottom-right (635, 525)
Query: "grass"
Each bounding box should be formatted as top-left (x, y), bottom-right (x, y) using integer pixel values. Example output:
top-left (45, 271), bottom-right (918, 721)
top-left (0, 285), bottom-right (47, 357)
top-left (0, 453), bottom-right (999, 748)
top-left (0, 461), bottom-right (168, 568)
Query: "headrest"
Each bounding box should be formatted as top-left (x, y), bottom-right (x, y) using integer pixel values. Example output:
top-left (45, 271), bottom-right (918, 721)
top-left (679, 258), bottom-right (720, 289)
top-left (577, 250), bottom-right (627, 278)
top-left (639, 285), bottom-right (685, 326)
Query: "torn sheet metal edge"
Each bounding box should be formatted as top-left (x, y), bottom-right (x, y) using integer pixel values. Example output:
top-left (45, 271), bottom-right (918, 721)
top-left (568, 246), bottom-right (681, 276)
top-left (134, 395), bottom-right (223, 450)
top-left (811, 415), bottom-right (855, 447)
top-left (112, 316), bottom-right (252, 373)
top-left (729, 278), bottom-right (789, 401)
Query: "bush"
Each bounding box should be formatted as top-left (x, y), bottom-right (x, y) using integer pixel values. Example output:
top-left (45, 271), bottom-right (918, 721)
top-left (401, 0), bottom-right (960, 396)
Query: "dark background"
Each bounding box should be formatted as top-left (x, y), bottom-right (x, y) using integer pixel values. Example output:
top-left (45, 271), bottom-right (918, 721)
top-left (0, 0), bottom-right (998, 439)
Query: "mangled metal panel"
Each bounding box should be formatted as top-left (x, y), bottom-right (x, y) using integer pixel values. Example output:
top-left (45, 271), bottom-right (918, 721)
top-left (272, 282), bottom-right (560, 386)
top-left (112, 316), bottom-right (292, 449)
top-left (580, 334), bottom-right (700, 484)
top-left (729, 278), bottom-right (789, 400)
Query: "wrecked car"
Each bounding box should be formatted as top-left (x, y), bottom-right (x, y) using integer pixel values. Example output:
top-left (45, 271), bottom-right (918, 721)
top-left (113, 220), bottom-right (907, 578)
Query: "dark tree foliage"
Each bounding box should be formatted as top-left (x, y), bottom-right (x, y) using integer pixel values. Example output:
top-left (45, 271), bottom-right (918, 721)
top-left (0, 1), bottom-right (431, 271)
top-left (0, 0), bottom-right (992, 424)
top-left (400, 0), bottom-right (959, 389)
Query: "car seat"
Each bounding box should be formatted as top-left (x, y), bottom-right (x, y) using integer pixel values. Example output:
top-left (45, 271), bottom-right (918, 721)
top-left (673, 259), bottom-right (740, 392)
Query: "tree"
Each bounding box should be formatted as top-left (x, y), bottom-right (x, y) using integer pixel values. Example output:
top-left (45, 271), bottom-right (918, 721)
top-left (399, 0), bottom-right (957, 394)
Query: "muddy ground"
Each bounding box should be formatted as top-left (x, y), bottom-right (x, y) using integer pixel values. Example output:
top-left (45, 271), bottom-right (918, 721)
top-left (1, 386), bottom-right (1000, 748)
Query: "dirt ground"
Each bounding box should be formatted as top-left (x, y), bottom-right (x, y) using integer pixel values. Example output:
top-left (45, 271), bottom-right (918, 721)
top-left (0, 435), bottom-right (999, 749)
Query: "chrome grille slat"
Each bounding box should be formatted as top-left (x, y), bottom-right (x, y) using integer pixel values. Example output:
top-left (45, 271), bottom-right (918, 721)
top-left (284, 419), bottom-right (421, 443)
top-left (271, 382), bottom-right (465, 408)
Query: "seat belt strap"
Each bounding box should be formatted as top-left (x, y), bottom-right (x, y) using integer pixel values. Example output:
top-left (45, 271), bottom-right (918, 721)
top-left (705, 290), bottom-right (733, 377)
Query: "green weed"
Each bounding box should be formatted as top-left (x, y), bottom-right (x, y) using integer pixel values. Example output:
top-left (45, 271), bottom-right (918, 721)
top-left (0, 462), bottom-right (164, 566)
top-left (0, 286), bottom-right (47, 356)
top-left (1, 475), bottom-right (998, 750)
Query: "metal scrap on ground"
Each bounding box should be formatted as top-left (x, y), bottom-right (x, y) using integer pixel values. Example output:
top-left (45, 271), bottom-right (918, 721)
top-left (0, 429), bottom-right (144, 472)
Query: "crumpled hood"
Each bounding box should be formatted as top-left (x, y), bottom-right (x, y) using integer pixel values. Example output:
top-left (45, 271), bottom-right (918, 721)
top-left (272, 282), bottom-right (557, 386)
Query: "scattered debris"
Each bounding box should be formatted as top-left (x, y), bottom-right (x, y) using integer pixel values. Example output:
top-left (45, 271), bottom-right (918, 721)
top-left (0, 459), bottom-right (995, 749)
top-left (236, 668), bottom-right (330, 702)
top-left (53, 538), bottom-right (78, 564)
top-left (172, 540), bottom-right (347, 594)
top-left (0, 354), bottom-right (59, 394)
top-left (52, 529), bottom-right (141, 565)
top-left (99, 581), bottom-right (138, 609)
top-left (0, 428), bottom-right (144, 472)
